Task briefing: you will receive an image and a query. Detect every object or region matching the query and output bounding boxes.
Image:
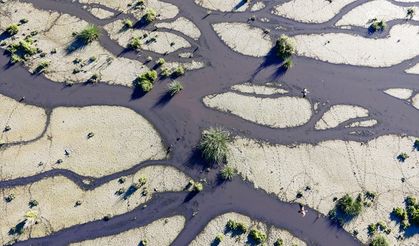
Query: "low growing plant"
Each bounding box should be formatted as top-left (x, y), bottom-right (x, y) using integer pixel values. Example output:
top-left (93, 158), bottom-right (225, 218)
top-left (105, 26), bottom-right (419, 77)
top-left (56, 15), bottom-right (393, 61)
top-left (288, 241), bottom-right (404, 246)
top-left (199, 127), bottom-right (230, 164)
top-left (275, 34), bottom-right (296, 60)
top-left (144, 8), bottom-right (157, 23)
top-left (6, 24), bottom-right (19, 36)
top-left (249, 228), bottom-right (267, 244)
top-left (136, 70), bottom-right (158, 92)
top-left (168, 80), bottom-right (183, 96)
top-left (220, 165), bottom-right (237, 181)
top-left (77, 25), bottom-right (101, 44)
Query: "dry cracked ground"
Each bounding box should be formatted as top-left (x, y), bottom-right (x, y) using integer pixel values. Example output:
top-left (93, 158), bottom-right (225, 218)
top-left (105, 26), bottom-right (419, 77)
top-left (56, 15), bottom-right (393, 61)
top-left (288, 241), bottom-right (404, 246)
top-left (0, 0), bottom-right (419, 246)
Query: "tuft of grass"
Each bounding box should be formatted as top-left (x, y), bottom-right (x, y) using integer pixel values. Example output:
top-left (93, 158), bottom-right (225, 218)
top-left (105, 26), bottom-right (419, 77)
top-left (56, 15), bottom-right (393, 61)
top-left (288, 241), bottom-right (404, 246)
top-left (199, 127), bottom-right (230, 164)
top-left (168, 80), bottom-right (183, 96)
top-left (77, 25), bottom-right (101, 44)
top-left (144, 8), bottom-right (157, 23)
top-left (249, 229), bottom-right (267, 244)
top-left (220, 165), bottom-right (237, 181)
top-left (6, 24), bottom-right (19, 36)
top-left (128, 36), bottom-right (142, 49)
top-left (283, 58), bottom-right (293, 70)
top-left (275, 34), bottom-right (295, 60)
top-left (156, 58), bottom-right (165, 66)
top-left (172, 65), bottom-right (185, 77)
top-left (123, 19), bottom-right (133, 28)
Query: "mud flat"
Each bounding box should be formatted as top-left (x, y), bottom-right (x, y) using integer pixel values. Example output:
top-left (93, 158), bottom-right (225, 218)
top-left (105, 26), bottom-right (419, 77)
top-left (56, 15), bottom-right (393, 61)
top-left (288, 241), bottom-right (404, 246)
top-left (228, 134), bottom-right (419, 245)
top-left (104, 19), bottom-right (191, 54)
top-left (190, 212), bottom-right (306, 246)
top-left (0, 165), bottom-right (191, 245)
top-left (72, 216), bottom-right (185, 246)
top-left (315, 105), bottom-right (369, 130)
top-left (79, 0), bottom-right (178, 20)
top-left (336, 0), bottom-right (419, 27)
top-left (0, 105), bottom-right (166, 180)
top-left (0, 94), bottom-right (46, 144)
top-left (294, 24), bottom-right (419, 67)
top-left (0, 1), bottom-right (146, 86)
top-left (194, 0), bottom-right (249, 12)
top-left (212, 23), bottom-right (272, 57)
top-left (231, 82), bottom-right (288, 95)
top-left (384, 88), bottom-right (413, 100)
top-left (273, 0), bottom-right (357, 23)
top-left (203, 92), bottom-right (312, 128)
top-left (156, 17), bottom-right (201, 40)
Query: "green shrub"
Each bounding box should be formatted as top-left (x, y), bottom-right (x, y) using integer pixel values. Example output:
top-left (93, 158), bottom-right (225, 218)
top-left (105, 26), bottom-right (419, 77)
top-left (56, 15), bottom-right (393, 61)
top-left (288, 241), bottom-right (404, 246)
top-left (397, 152), bottom-right (409, 162)
top-left (193, 182), bottom-right (203, 192)
top-left (157, 58), bottom-right (165, 66)
top-left (77, 25), bottom-right (101, 44)
top-left (368, 223), bottom-right (377, 235)
top-left (161, 67), bottom-right (171, 77)
top-left (414, 139), bottom-right (419, 150)
top-left (123, 19), bottom-right (133, 28)
top-left (6, 24), bottom-right (19, 35)
top-left (34, 60), bottom-right (50, 74)
top-left (220, 165), bottom-right (237, 181)
top-left (249, 229), bottom-right (267, 244)
top-left (173, 65), bottom-right (185, 77)
top-left (226, 219), bottom-right (247, 234)
top-left (214, 234), bottom-right (224, 243)
top-left (283, 58), bottom-right (293, 69)
top-left (136, 70), bottom-right (157, 92)
top-left (369, 20), bottom-right (387, 32)
top-left (275, 34), bottom-right (295, 59)
top-left (199, 127), bottom-right (230, 163)
top-left (129, 36), bottom-right (142, 49)
top-left (369, 235), bottom-right (389, 246)
top-left (168, 80), bottom-right (183, 96)
top-left (144, 8), bottom-right (157, 23)
top-left (336, 194), bottom-right (363, 217)
top-left (391, 195), bottom-right (419, 229)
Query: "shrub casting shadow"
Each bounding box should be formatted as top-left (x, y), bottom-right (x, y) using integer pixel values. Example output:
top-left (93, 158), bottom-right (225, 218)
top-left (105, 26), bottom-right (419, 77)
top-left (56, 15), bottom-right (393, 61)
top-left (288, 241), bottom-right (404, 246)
top-left (252, 47), bottom-right (287, 79)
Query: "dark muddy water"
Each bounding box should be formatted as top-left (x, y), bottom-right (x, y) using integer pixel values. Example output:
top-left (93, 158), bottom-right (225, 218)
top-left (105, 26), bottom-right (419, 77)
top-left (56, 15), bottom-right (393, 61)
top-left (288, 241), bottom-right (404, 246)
top-left (1, 0), bottom-right (419, 245)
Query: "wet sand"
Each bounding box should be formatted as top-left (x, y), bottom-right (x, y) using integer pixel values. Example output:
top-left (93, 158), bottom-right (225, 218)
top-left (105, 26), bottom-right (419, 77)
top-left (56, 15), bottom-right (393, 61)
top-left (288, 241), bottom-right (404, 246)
top-left (1, 0), bottom-right (419, 245)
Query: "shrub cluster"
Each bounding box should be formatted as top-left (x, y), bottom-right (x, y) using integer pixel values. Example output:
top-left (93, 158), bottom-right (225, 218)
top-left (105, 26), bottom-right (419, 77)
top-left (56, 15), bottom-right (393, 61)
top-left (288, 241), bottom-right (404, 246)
top-left (329, 193), bottom-right (363, 225)
top-left (6, 37), bottom-right (38, 64)
top-left (369, 235), bottom-right (389, 246)
top-left (275, 34), bottom-right (295, 60)
top-left (226, 219), bottom-right (247, 234)
top-left (136, 70), bottom-right (158, 92)
top-left (77, 25), bottom-right (101, 44)
top-left (144, 8), bottom-right (157, 23)
top-left (6, 24), bottom-right (19, 36)
top-left (392, 195), bottom-right (419, 230)
top-left (369, 20), bottom-right (387, 32)
top-left (249, 229), bottom-right (267, 244)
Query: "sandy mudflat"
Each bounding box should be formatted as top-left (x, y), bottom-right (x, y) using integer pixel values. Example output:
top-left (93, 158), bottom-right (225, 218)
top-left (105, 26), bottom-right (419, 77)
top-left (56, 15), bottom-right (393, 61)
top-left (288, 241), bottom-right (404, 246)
top-left (250, 2), bottom-right (265, 12)
top-left (315, 105), bottom-right (369, 130)
top-left (273, 0), bottom-right (357, 23)
top-left (88, 7), bottom-right (115, 19)
top-left (0, 94), bottom-right (47, 144)
top-left (231, 83), bottom-right (288, 95)
top-left (156, 17), bottom-right (201, 40)
top-left (104, 19), bottom-right (191, 54)
top-left (0, 106), bottom-right (166, 180)
top-left (406, 63), bottom-right (419, 75)
top-left (0, 165), bottom-right (190, 244)
top-left (0, 1), bottom-right (147, 87)
top-left (212, 23), bottom-right (272, 57)
top-left (194, 0), bottom-right (249, 12)
top-left (79, 0), bottom-right (178, 20)
top-left (384, 88), bottom-right (413, 100)
top-left (203, 92), bottom-right (312, 128)
top-left (336, 0), bottom-right (419, 27)
top-left (228, 134), bottom-right (419, 245)
top-left (72, 216), bottom-right (185, 245)
top-left (346, 119), bottom-right (378, 128)
top-left (294, 24), bottom-right (419, 67)
top-left (412, 93), bottom-right (419, 110)
top-left (190, 212), bottom-right (306, 246)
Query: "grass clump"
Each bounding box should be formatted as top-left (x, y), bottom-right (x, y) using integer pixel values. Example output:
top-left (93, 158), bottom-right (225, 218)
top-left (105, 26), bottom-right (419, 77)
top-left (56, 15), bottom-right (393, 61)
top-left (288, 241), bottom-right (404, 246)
top-left (6, 38), bottom-right (38, 64)
top-left (369, 20), bottom-right (387, 33)
top-left (249, 228), bottom-right (267, 244)
top-left (77, 25), bottom-right (101, 44)
top-left (193, 181), bottom-right (203, 192)
top-left (275, 34), bottom-right (295, 60)
top-left (274, 238), bottom-right (284, 246)
top-left (123, 19), bottom-right (133, 28)
top-left (369, 235), bottom-right (389, 246)
top-left (6, 24), bottom-right (19, 36)
top-left (156, 58), bottom-right (165, 66)
top-left (199, 127), bottom-right (230, 164)
top-left (220, 165), bottom-right (237, 181)
top-left (168, 80), bottom-right (183, 96)
top-left (226, 219), bottom-right (247, 234)
top-left (34, 60), bottom-right (50, 74)
top-left (144, 8), bottom-right (157, 23)
top-left (128, 36), bottom-right (142, 50)
top-left (397, 152), bottom-right (409, 162)
top-left (329, 193), bottom-right (363, 225)
top-left (136, 70), bottom-right (158, 92)
top-left (173, 65), bottom-right (185, 77)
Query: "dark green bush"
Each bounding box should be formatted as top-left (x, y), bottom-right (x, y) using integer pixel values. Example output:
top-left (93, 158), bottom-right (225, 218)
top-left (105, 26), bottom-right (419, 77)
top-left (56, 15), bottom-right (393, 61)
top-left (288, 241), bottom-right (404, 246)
top-left (136, 70), bottom-right (158, 92)
top-left (226, 219), bottom-right (247, 234)
top-left (6, 24), bottom-right (19, 35)
top-left (336, 194), bottom-right (363, 217)
top-left (144, 8), bottom-right (157, 23)
top-left (77, 25), bottom-right (101, 44)
top-left (369, 235), bottom-right (389, 246)
top-left (369, 20), bottom-right (387, 32)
